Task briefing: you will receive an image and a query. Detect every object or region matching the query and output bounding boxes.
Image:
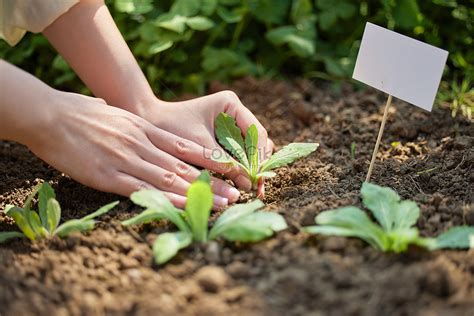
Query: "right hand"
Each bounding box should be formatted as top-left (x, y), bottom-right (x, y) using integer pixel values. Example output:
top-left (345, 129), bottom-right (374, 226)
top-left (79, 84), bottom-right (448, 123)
top-left (26, 90), bottom-right (240, 209)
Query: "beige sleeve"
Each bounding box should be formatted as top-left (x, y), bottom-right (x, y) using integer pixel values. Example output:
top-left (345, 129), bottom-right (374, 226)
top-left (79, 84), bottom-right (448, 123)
top-left (0, 0), bottom-right (79, 46)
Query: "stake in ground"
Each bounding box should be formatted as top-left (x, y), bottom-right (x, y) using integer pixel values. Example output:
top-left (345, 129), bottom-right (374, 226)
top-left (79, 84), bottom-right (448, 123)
top-left (214, 112), bottom-right (318, 192)
top-left (304, 182), bottom-right (474, 252)
top-left (0, 183), bottom-right (118, 243)
top-left (122, 171), bottom-right (287, 264)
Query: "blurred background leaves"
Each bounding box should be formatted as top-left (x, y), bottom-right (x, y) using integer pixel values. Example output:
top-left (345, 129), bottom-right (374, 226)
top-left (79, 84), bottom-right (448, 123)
top-left (0, 0), bottom-right (472, 116)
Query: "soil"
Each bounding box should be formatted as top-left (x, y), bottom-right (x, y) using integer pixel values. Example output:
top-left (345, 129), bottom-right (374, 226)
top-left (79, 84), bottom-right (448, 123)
top-left (1, 77), bottom-right (473, 316)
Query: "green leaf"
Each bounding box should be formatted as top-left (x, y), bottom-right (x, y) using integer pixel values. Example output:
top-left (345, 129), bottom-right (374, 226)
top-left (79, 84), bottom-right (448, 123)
top-left (185, 180), bottom-right (213, 242)
top-left (46, 198), bottom-right (61, 233)
top-left (287, 35), bottom-right (315, 57)
top-left (121, 209), bottom-right (163, 226)
top-left (260, 143), bottom-right (318, 172)
top-left (114, 0), bottom-right (153, 14)
top-left (393, 0), bottom-right (421, 29)
top-left (361, 182), bottom-right (400, 231)
top-left (38, 182), bottom-right (56, 230)
top-left (219, 211), bottom-right (287, 242)
top-left (152, 231), bottom-right (192, 264)
top-left (81, 201), bottom-right (119, 221)
top-left (217, 6), bottom-right (242, 23)
top-left (392, 200), bottom-right (419, 230)
top-left (201, 0), bottom-right (218, 15)
top-left (5, 205), bottom-right (36, 241)
top-left (307, 206), bottom-right (388, 250)
top-left (186, 16), bottom-right (215, 31)
top-left (209, 199), bottom-right (264, 240)
top-left (245, 124), bottom-right (259, 179)
top-left (266, 26), bottom-right (297, 46)
top-left (433, 226), bottom-right (474, 249)
top-left (170, 0), bottom-right (200, 16)
top-left (129, 190), bottom-right (189, 232)
top-left (248, 0), bottom-right (290, 24)
top-left (215, 112), bottom-right (249, 168)
top-left (0, 231), bottom-right (24, 243)
top-left (55, 219), bottom-right (95, 238)
top-left (148, 41), bottom-right (173, 55)
top-left (256, 171), bottom-right (277, 178)
top-left (27, 211), bottom-right (49, 238)
top-left (157, 15), bottom-right (188, 34)
top-left (197, 170), bottom-right (211, 184)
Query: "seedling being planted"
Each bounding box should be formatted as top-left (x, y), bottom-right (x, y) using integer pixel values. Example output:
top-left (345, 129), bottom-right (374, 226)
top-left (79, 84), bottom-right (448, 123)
top-left (0, 183), bottom-right (118, 243)
top-left (303, 182), bottom-right (474, 252)
top-left (122, 172), bottom-right (287, 264)
top-left (214, 112), bottom-right (318, 194)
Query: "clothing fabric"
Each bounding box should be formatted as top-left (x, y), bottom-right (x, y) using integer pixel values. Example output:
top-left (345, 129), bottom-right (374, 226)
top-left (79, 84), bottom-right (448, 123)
top-left (0, 0), bottom-right (78, 46)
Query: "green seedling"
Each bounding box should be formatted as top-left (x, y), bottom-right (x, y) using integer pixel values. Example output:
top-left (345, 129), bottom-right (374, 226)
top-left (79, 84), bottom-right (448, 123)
top-left (303, 182), bottom-right (474, 252)
top-left (0, 183), bottom-right (118, 243)
top-left (350, 142), bottom-right (356, 160)
top-left (122, 171), bottom-right (287, 264)
top-left (214, 112), bottom-right (318, 191)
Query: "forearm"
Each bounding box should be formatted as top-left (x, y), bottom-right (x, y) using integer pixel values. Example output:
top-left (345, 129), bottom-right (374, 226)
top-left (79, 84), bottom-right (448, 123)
top-left (43, 0), bottom-right (155, 115)
top-left (0, 60), bottom-right (55, 146)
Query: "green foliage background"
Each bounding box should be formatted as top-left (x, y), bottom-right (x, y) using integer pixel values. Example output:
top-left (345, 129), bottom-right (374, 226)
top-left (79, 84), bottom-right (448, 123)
top-left (0, 0), bottom-right (472, 103)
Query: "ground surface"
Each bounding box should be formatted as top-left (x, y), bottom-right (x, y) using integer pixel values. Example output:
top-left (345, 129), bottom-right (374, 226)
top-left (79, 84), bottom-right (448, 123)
top-left (0, 78), bottom-right (473, 316)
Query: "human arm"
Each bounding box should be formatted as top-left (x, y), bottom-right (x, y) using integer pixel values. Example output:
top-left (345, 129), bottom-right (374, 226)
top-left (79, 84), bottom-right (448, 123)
top-left (42, 0), bottom-right (273, 192)
top-left (0, 60), bottom-right (236, 208)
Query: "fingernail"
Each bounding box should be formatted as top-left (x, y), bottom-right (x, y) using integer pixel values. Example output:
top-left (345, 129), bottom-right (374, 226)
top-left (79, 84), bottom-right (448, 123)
top-left (214, 195), bottom-right (228, 207)
top-left (225, 187), bottom-right (240, 203)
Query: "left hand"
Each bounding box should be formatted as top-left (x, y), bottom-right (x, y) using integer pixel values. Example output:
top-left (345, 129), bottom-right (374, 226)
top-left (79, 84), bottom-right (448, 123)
top-left (140, 90), bottom-right (274, 194)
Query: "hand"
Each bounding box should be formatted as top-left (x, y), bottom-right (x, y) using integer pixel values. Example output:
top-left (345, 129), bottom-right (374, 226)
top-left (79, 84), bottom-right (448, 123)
top-left (140, 90), bottom-right (274, 193)
top-left (25, 90), bottom-right (241, 208)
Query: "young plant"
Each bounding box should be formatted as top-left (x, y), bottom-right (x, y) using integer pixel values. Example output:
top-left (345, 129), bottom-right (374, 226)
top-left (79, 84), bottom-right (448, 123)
top-left (122, 172), bottom-right (287, 264)
top-left (214, 112), bottom-right (318, 191)
top-left (0, 183), bottom-right (118, 243)
top-left (303, 182), bottom-right (474, 252)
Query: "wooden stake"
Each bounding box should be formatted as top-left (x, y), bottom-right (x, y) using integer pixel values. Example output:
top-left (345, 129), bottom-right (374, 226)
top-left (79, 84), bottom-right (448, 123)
top-left (366, 94), bottom-right (392, 182)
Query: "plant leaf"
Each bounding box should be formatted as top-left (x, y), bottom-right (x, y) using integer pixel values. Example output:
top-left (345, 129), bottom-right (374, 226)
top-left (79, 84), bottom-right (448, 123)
top-left (361, 182), bottom-right (400, 231)
top-left (130, 190), bottom-right (189, 232)
top-left (433, 226), bottom-right (474, 249)
top-left (256, 171), bottom-right (277, 178)
top-left (260, 143), bottom-right (318, 172)
top-left (55, 219), bottom-right (95, 238)
top-left (152, 231), bottom-right (192, 264)
top-left (27, 211), bottom-right (49, 238)
top-left (186, 16), bottom-right (215, 31)
top-left (81, 201), bottom-right (119, 221)
top-left (197, 170), bottom-right (211, 184)
top-left (4, 205), bottom-right (36, 240)
top-left (0, 231), bottom-right (25, 243)
top-left (392, 200), bottom-right (419, 230)
top-left (245, 124), bottom-right (259, 180)
top-left (121, 209), bottom-right (164, 226)
top-left (38, 182), bottom-right (56, 230)
top-left (185, 180), bottom-right (213, 242)
top-left (209, 199), bottom-right (264, 240)
top-left (309, 206), bottom-right (388, 250)
top-left (215, 112), bottom-right (249, 168)
top-left (218, 211), bottom-right (287, 242)
top-left (46, 198), bottom-right (61, 233)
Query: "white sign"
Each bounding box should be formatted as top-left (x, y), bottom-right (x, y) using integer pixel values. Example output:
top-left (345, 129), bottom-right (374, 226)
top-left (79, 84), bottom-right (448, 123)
top-left (353, 22), bottom-right (448, 111)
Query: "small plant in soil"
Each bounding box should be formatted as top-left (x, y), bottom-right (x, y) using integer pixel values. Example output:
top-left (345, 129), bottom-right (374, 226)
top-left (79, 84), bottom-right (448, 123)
top-left (122, 171), bottom-right (287, 264)
top-left (304, 182), bottom-right (474, 252)
top-left (214, 112), bottom-right (318, 194)
top-left (0, 183), bottom-right (118, 243)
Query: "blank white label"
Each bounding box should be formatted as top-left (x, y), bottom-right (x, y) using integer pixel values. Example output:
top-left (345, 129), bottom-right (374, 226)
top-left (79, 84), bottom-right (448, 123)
top-left (353, 23), bottom-right (448, 112)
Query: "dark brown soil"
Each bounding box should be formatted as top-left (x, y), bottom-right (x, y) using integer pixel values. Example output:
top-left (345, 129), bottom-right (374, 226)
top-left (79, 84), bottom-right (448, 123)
top-left (1, 78), bottom-right (473, 316)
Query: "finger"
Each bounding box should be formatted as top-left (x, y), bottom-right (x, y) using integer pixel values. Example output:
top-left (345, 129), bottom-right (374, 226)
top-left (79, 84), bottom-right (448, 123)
top-left (146, 127), bottom-right (234, 174)
top-left (210, 176), bottom-right (240, 203)
top-left (225, 165), bottom-right (252, 192)
top-left (262, 138), bottom-right (275, 162)
top-left (141, 146), bottom-right (240, 203)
